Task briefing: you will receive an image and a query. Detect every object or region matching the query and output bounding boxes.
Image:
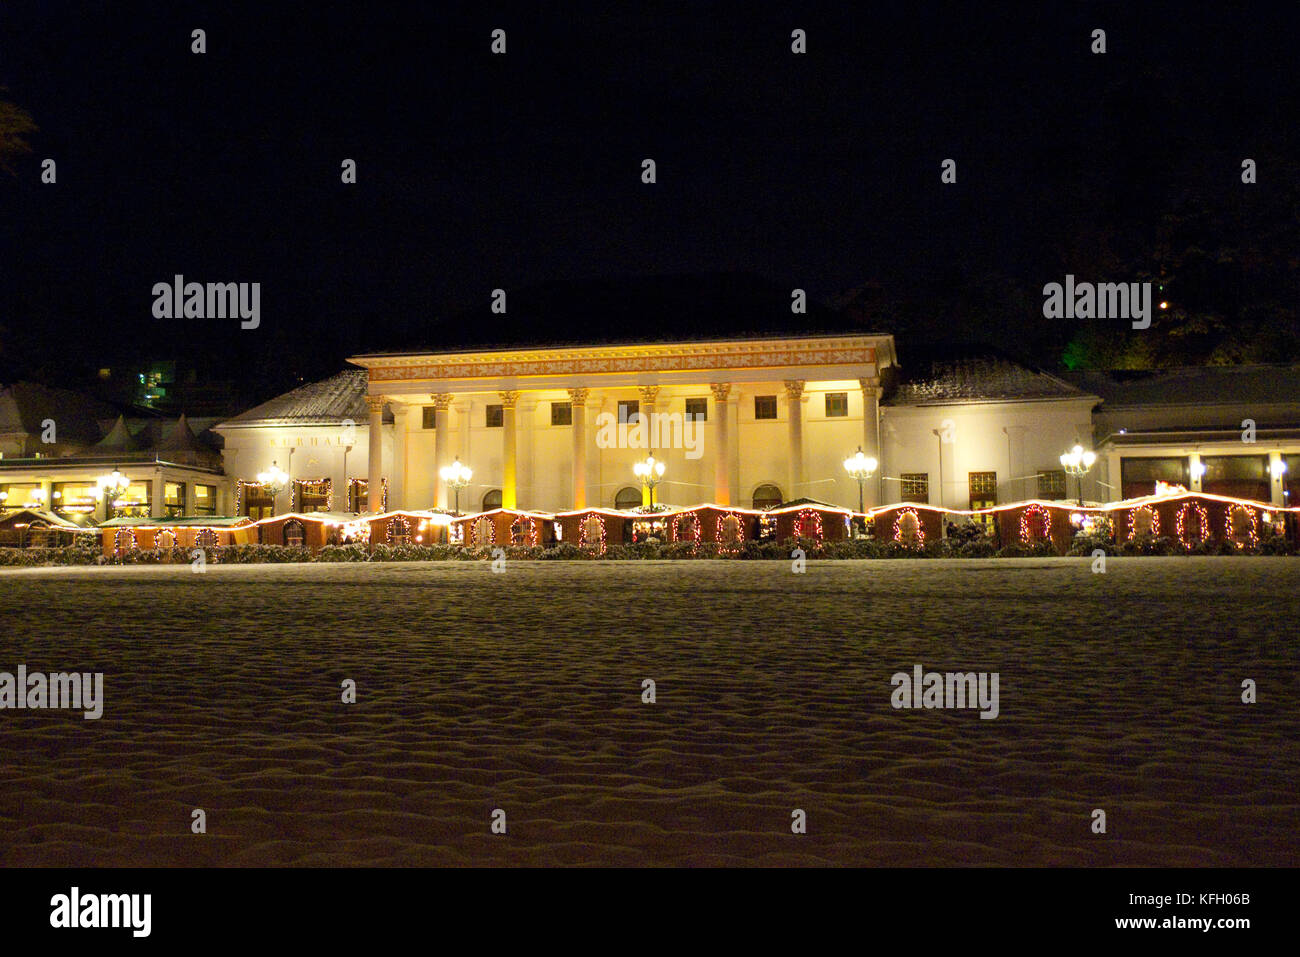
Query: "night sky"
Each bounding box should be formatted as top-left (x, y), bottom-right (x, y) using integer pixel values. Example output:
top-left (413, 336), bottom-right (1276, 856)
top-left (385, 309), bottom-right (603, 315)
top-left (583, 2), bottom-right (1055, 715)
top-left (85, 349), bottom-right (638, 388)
top-left (2, 2), bottom-right (1296, 403)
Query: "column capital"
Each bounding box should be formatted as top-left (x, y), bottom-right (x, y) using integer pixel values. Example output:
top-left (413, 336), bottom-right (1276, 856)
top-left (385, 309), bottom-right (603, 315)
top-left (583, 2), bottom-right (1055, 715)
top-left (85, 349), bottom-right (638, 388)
top-left (858, 378), bottom-right (882, 399)
top-left (430, 392), bottom-right (454, 410)
top-left (567, 387), bottom-right (590, 406)
top-left (364, 395), bottom-right (387, 414)
top-left (783, 379), bottom-right (805, 400)
top-left (709, 382), bottom-right (732, 402)
top-left (499, 390), bottom-right (520, 409)
top-left (638, 385), bottom-right (661, 405)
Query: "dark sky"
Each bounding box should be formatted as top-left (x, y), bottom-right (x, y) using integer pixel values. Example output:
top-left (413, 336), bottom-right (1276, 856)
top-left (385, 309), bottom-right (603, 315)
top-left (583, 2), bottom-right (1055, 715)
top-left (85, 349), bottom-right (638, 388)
top-left (2, 1), bottom-right (1296, 398)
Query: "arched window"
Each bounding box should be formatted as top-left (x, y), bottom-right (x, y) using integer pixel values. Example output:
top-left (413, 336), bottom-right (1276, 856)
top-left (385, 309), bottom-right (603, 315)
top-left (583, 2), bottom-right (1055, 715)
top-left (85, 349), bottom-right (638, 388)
top-left (510, 516), bottom-right (531, 545)
top-left (472, 515), bottom-right (495, 545)
top-left (614, 486), bottom-right (642, 510)
top-left (752, 484), bottom-right (783, 509)
top-left (196, 528), bottom-right (219, 548)
top-left (156, 529), bottom-right (178, 549)
top-left (482, 489), bottom-right (502, 511)
top-left (284, 519), bottom-right (306, 547)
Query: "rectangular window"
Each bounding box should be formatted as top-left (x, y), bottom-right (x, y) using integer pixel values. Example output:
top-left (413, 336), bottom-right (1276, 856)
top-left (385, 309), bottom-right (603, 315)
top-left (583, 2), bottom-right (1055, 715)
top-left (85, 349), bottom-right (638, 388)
top-left (486, 404), bottom-right (503, 428)
top-left (1036, 470), bottom-right (1067, 500)
top-left (1120, 456), bottom-right (1189, 499)
top-left (164, 481), bottom-right (186, 517)
top-left (1201, 455), bottom-right (1269, 502)
top-left (754, 395), bottom-right (778, 420)
top-left (685, 398), bottom-right (708, 422)
top-left (242, 483), bottom-right (274, 520)
top-left (295, 479), bottom-right (330, 513)
top-left (969, 472), bottom-right (997, 529)
top-left (422, 407), bottom-right (437, 429)
top-left (551, 402), bottom-right (572, 426)
top-left (900, 473), bottom-right (929, 504)
top-left (618, 400), bottom-right (640, 424)
top-left (52, 482), bottom-right (99, 517)
top-left (193, 484), bottom-right (216, 515)
top-left (825, 392), bottom-right (848, 417)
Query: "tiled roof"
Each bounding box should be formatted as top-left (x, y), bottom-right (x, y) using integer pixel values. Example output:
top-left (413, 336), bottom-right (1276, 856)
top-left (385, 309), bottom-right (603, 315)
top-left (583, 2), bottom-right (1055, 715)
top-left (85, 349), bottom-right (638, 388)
top-left (886, 357), bottom-right (1086, 405)
top-left (217, 370), bottom-right (391, 427)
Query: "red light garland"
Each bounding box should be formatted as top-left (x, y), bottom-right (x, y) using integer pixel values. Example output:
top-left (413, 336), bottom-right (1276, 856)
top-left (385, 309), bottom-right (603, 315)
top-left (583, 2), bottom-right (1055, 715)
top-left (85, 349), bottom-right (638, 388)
top-left (1019, 504), bottom-right (1052, 543)
top-left (112, 528), bottom-right (138, 555)
top-left (795, 509), bottom-right (824, 541)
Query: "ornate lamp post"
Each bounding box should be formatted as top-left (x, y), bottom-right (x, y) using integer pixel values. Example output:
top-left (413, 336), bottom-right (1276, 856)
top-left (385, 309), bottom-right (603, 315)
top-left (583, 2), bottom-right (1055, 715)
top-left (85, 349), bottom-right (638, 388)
top-left (256, 461), bottom-right (290, 516)
top-left (440, 458), bottom-right (472, 516)
top-left (843, 446), bottom-right (879, 518)
top-left (96, 468), bottom-right (131, 520)
top-left (1059, 444), bottom-right (1097, 506)
top-left (633, 455), bottom-right (666, 510)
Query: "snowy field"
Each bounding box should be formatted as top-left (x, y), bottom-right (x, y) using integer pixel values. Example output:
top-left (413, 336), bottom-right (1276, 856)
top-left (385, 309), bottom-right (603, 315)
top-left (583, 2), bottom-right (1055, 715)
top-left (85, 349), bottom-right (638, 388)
top-left (1, 558), bottom-right (1296, 867)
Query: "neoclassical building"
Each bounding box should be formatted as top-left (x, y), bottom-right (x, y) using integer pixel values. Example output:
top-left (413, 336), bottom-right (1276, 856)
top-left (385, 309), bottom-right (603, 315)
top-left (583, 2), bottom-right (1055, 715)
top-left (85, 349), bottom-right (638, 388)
top-left (215, 335), bottom-right (1119, 518)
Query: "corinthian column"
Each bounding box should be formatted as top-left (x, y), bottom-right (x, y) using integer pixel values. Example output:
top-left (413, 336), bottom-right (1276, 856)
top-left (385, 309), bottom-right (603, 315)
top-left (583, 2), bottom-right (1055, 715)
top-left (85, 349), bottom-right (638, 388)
top-left (365, 395), bottom-right (385, 512)
top-left (500, 390), bottom-right (520, 509)
top-left (568, 388), bottom-right (589, 509)
top-left (784, 380), bottom-right (805, 501)
top-left (431, 393), bottom-right (453, 509)
top-left (860, 379), bottom-right (882, 507)
top-left (710, 383), bottom-right (731, 505)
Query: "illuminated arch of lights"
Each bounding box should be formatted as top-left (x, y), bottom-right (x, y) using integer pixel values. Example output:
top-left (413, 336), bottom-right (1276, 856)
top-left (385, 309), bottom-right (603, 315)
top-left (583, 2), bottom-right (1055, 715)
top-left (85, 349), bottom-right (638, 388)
top-left (1127, 504), bottom-right (1160, 540)
top-left (672, 511), bottom-right (702, 543)
top-left (892, 507), bottom-right (925, 547)
top-left (1175, 502), bottom-right (1210, 545)
top-left (579, 512), bottom-right (607, 551)
top-left (795, 509), bottom-right (824, 541)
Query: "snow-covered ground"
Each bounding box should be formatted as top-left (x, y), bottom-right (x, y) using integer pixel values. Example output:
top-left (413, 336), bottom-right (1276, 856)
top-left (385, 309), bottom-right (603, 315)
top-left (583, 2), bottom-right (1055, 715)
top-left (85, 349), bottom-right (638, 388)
top-left (1, 558), bottom-right (1296, 866)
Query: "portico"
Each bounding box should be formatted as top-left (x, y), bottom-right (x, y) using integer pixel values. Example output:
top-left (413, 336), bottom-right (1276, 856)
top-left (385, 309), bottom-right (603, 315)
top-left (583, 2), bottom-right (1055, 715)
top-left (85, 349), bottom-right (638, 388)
top-left (348, 335), bottom-right (895, 514)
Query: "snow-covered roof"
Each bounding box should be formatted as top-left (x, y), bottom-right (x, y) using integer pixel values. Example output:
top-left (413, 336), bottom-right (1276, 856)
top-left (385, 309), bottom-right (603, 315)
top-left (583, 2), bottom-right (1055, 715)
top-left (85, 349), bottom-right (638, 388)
top-left (216, 370), bottom-right (392, 428)
top-left (886, 357), bottom-right (1088, 405)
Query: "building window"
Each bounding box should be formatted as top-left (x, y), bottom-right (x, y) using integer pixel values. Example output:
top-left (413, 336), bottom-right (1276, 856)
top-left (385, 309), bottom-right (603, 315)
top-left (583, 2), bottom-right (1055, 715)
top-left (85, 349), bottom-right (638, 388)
top-left (52, 482), bottom-right (99, 518)
top-left (1036, 470), bottom-right (1067, 500)
top-left (1201, 455), bottom-right (1269, 502)
top-left (348, 478), bottom-right (387, 513)
top-left (618, 400), bottom-right (640, 424)
top-left (242, 483), bottom-right (274, 520)
top-left (752, 484), bottom-right (783, 509)
top-left (825, 392), bottom-right (848, 417)
top-left (614, 486), bottom-right (642, 510)
top-left (164, 481), bottom-right (186, 517)
top-left (294, 478), bottom-right (331, 513)
top-left (1120, 457), bottom-right (1189, 500)
top-left (685, 398), bottom-right (708, 422)
top-left (193, 484), bottom-right (217, 515)
top-left (900, 473), bottom-right (929, 504)
top-left (422, 407), bottom-right (437, 429)
top-left (969, 472), bottom-right (997, 530)
top-left (551, 402), bottom-right (572, 426)
top-left (481, 488), bottom-right (503, 511)
top-left (486, 404), bottom-right (503, 428)
top-left (754, 395), bottom-right (778, 420)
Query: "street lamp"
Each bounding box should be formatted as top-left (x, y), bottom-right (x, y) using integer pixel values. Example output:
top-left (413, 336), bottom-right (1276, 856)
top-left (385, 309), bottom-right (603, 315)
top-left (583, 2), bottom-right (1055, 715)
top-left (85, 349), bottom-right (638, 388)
top-left (440, 458), bottom-right (472, 515)
top-left (843, 446), bottom-right (879, 518)
top-left (633, 455), bottom-right (666, 510)
top-left (256, 461), bottom-right (290, 516)
top-left (1059, 444), bottom-right (1097, 506)
top-left (96, 468), bottom-right (131, 520)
